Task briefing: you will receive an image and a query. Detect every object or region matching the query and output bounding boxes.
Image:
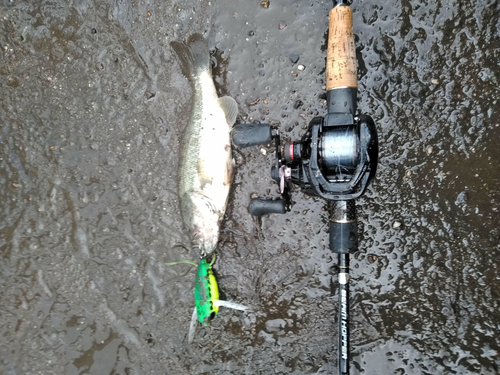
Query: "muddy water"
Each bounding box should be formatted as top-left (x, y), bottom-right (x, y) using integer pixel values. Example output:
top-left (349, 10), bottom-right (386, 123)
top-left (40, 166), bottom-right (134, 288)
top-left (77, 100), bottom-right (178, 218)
top-left (1, 0), bottom-right (498, 374)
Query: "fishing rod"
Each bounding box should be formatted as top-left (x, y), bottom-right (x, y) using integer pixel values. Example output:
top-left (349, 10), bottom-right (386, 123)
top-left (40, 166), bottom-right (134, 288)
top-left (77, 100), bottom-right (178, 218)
top-left (231, 1), bottom-right (378, 373)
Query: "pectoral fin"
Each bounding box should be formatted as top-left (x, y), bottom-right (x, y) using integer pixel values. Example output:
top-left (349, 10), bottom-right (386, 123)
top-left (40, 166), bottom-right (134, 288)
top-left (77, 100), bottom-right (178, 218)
top-left (193, 191), bottom-right (218, 214)
top-left (197, 159), bottom-right (213, 187)
top-left (218, 96), bottom-right (239, 126)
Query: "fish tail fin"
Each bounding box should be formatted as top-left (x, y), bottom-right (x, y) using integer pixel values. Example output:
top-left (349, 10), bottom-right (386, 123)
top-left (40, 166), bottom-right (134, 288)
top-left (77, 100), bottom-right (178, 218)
top-left (170, 33), bottom-right (210, 83)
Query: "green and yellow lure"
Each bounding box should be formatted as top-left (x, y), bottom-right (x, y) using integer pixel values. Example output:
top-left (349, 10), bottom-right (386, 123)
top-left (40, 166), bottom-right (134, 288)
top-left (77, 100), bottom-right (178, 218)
top-left (194, 257), bottom-right (220, 325)
top-left (167, 255), bottom-right (250, 343)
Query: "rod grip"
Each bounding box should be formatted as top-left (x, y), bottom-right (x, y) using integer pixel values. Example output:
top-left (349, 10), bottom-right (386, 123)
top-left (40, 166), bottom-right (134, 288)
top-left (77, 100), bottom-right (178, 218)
top-left (326, 5), bottom-right (357, 91)
top-left (329, 200), bottom-right (357, 254)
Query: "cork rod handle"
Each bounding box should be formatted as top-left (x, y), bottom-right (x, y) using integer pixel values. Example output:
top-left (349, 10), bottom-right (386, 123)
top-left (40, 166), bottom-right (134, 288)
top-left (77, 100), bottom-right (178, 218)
top-left (326, 5), bottom-right (357, 91)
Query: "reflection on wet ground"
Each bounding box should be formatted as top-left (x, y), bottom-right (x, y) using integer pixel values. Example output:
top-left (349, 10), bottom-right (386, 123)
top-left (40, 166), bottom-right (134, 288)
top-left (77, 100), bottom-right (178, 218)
top-left (1, 0), bottom-right (499, 374)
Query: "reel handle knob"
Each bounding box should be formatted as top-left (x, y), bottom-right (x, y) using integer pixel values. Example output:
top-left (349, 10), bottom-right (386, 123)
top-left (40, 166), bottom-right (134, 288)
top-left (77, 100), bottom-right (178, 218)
top-left (249, 198), bottom-right (286, 216)
top-left (232, 123), bottom-right (274, 148)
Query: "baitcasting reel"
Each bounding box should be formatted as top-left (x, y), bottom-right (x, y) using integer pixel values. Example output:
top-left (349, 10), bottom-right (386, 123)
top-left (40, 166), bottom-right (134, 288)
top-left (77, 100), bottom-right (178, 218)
top-left (232, 92), bottom-right (378, 214)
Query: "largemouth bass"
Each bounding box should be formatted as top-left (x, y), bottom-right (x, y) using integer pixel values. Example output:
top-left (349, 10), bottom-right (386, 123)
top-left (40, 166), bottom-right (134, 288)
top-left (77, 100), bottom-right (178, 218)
top-left (171, 34), bottom-right (238, 256)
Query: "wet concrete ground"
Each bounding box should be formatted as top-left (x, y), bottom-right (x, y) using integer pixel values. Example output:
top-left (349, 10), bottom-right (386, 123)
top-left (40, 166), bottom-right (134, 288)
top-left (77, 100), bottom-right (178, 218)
top-left (1, 0), bottom-right (499, 374)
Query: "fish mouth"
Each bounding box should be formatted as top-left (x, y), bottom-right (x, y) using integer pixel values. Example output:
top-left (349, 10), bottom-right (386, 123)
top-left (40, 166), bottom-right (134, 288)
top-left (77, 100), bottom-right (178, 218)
top-left (192, 239), bottom-right (216, 257)
top-left (191, 225), bottom-right (218, 256)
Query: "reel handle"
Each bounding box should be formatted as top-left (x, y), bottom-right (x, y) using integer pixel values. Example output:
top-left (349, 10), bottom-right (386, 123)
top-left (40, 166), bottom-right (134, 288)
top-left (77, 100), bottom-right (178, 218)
top-left (232, 123), bottom-right (274, 148)
top-left (249, 198), bottom-right (286, 216)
